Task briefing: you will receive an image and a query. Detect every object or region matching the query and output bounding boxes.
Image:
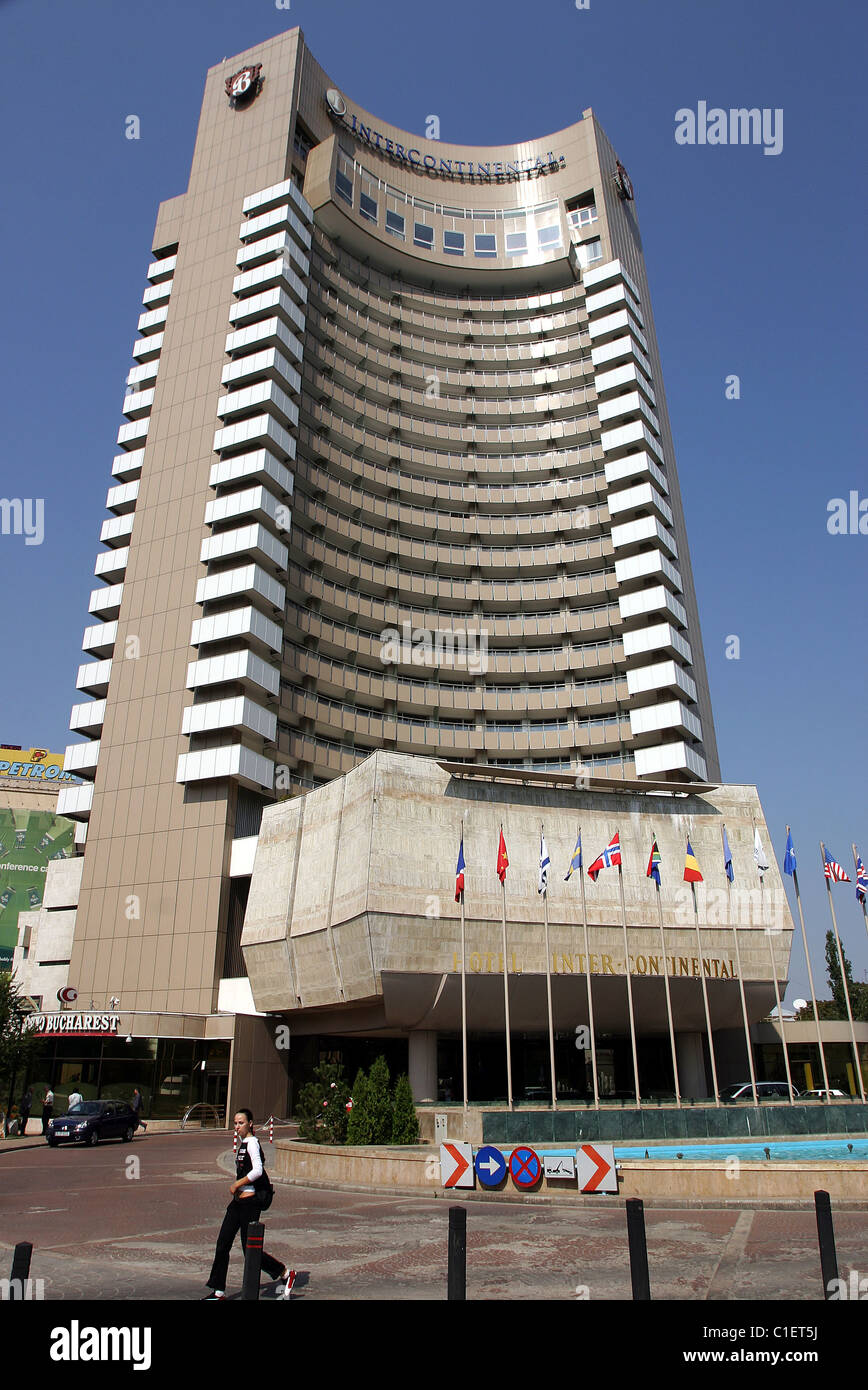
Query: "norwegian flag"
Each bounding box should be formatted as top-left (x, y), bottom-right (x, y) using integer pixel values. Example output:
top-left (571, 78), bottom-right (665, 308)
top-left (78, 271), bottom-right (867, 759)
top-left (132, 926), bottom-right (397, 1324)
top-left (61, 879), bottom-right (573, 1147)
top-left (587, 832), bottom-right (621, 882)
top-left (824, 848), bottom-right (851, 883)
top-left (856, 855), bottom-right (868, 905)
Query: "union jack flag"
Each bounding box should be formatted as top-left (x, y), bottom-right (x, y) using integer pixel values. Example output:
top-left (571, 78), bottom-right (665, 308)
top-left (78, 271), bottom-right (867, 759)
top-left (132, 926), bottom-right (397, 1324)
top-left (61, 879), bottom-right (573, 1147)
top-left (856, 855), bottom-right (868, 905)
top-left (823, 848), bottom-right (851, 883)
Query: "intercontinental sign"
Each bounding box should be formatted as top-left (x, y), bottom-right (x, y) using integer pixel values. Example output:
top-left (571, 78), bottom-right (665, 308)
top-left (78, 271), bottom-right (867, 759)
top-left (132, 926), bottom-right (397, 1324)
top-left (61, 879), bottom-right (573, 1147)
top-left (325, 88), bottom-right (566, 181)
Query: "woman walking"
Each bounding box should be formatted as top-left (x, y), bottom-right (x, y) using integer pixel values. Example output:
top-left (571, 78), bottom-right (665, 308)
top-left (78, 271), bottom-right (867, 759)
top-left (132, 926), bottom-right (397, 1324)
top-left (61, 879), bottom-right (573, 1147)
top-left (204, 1109), bottom-right (294, 1300)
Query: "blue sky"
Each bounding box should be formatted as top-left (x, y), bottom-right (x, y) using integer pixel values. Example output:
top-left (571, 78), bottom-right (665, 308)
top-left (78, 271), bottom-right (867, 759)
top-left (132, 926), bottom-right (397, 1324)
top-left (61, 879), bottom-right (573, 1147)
top-left (1, 0), bottom-right (865, 1000)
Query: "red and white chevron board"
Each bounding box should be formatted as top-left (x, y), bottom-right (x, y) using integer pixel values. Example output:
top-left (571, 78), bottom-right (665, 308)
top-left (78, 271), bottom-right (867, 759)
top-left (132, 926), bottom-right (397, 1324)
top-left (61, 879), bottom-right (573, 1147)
top-left (576, 1142), bottom-right (617, 1193)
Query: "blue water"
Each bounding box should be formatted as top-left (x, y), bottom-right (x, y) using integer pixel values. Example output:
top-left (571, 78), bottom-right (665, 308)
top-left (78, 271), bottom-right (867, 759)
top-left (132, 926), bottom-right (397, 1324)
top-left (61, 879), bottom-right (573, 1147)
top-left (613, 1139), bottom-right (868, 1162)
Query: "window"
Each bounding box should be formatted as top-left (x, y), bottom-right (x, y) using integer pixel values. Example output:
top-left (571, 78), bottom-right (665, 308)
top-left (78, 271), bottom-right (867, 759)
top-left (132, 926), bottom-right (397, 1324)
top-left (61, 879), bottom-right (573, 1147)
top-left (474, 233), bottom-right (497, 258)
top-left (505, 230), bottom-right (528, 255)
top-left (444, 230), bottom-right (465, 255)
top-left (575, 238), bottom-right (603, 267)
top-left (359, 191), bottom-right (378, 223)
top-left (537, 224), bottom-right (562, 250)
top-left (335, 170), bottom-right (353, 205)
top-left (414, 223), bottom-right (434, 249)
top-left (385, 209), bottom-right (405, 240)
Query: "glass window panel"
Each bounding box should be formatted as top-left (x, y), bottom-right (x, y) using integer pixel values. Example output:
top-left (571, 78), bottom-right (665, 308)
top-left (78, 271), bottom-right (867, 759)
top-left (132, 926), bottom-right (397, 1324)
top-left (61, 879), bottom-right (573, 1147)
top-left (385, 209), bottom-right (405, 239)
top-left (444, 230), bottom-right (465, 255)
top-left (359, 191), bottom-right (378, 223)
top-left (537, 225), bottom-right (562, 248)
top-left (505, 231), bottom-right (528, 255)
top-left (414, 223), bottom-right (434, 248)
top-left (475, 233), bottom-right (497, 258)
top-left (335, 170), bottom-right (353, 206)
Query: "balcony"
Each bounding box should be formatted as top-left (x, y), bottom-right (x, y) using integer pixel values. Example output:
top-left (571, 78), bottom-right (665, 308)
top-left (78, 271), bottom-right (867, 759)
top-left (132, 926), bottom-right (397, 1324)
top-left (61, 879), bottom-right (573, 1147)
top-left (121, 387), bottom-right (154, 421)
top-left (185, 648), bottom-right (280, 700)
top-left (634, 741), bottom-right (708, 782)
top-left (116, 417), bottom-right (149, 449)
top-left (607, 481), bottom-right (673, 528)
top-left (88, 583), bottom-right (124, 621)
top-left (131, 332), bottom-right (163, 362)
top-left (181, 694), bottom-right (276, 742)
top-left (81, 621), bottom-right (117, 658)
top-left (610, 515), bottom-right (677, 559)
top-left (94, 547), bottom-right (128, 583)
top-left (225, 316), bottom-right (303, 364)
top-left (242, 177), bottom-right (313, 224)
top-left (239, 203), bottom-right (312, 255)
top-left (205, 485), bottom-right (290, 535)
top-left (213, 414), bottom-right (296, 463)
top-left (136, 304), bottom-right (168, 335)
top-left (209, 448), bottom-right (294, 498)
top-left (228, 285), bottom-right (305, 338)
top-left (141, 279), bottom-right (172, 308)
top-left (63, 740), bottom-right (100, 779)
top-left (236, 229), bottom-right (310, 279)
top-left (146, 254), bottom-right (176, 282)
top-left (221, 347), bottom-right (301, 399)
top-left (195, 562), bottom-right (285, 613)
top-left (618, 585), bottom-right (688, 628)
top-left (216, 379), bottom-right (299, 432)
top-left (598, 392), bottom-right (660, 434)
top-left (622, 622), bottom-right (692, 664)
top-left (100, 514), bottom-right (134, 548)
top-left (591, 334), bottom-right (652, 376)
top-left (587, 309), bottom-right (648, 352)
top-left (105, 479), bottom-right (139, 514)
top-left (626, 659), bottom-right (697, 704)
top-left (233, 257), bottom-right (308, 308)
top-left (112, 448), bottom-right (144, 482)
top-left (585, 281), bottom-right (643, 326)
top-left (614, 548), bottom-right (683, 593)
top-left (629, 699), bottom-right (702, 743)
top-left (594, 362), bottom-right (656, 408)
top-left (604, 452), bottom-right (668, 494)
top-left (56, 782), bottom-right (94, 820)
top-left (76, 659), bottom-right (112, 697)
top-left (190, 605), bottom-right (282, 656)
top-left (176, 744), bottom-right (275, 791)
top-left (69, 699), bottom-right (106, 737)
top-left (200, 521), bottom-right (288, 575)
top-left (600, 420), bottom-right (663, 462)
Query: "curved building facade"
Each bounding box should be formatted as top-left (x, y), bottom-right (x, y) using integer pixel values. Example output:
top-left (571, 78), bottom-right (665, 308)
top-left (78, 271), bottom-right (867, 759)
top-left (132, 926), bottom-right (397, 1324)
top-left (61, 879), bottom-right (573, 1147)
top-left (39, 27), bottom-right (752, 1116)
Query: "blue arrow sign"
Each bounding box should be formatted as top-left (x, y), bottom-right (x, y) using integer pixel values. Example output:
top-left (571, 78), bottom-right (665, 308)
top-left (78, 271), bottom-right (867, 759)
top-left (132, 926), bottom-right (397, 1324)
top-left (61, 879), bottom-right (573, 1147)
top-left (475, 1145), bottom-right (507, 1188)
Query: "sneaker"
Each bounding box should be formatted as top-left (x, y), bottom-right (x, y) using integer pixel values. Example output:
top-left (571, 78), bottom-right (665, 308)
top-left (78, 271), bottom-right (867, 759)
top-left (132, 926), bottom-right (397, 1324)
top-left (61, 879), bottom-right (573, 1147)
top-left (203, 1291), bottom-right (226, 1300)
top-left (279, 1269), bottom-right (296, 1297)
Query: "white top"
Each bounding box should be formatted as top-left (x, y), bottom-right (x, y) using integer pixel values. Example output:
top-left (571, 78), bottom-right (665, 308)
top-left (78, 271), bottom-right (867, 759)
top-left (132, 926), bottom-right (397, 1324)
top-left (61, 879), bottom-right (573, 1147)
top-left (238, 1134), bottom-right (264, 1196)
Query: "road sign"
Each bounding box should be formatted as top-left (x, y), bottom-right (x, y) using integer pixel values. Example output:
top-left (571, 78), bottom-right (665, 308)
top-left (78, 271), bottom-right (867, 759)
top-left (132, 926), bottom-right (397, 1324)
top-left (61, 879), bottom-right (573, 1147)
top-left (475, 1145), bottom-right (507, 1188)
top-left (576, 1142), bottom-right (617, 1193)
top-left (509, 1145), bottom-right (542, 1189)
top-left (543, 1153), bottom-right (576, 1179)
top-left (440, 1141), bottom-right (474, 1188)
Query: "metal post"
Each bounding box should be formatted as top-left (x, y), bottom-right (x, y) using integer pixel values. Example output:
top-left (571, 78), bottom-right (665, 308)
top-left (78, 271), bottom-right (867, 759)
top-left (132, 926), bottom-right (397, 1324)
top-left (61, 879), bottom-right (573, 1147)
top-left (578, 831), bottom-right (599, 1109)
top-left (241, 1220), bottom-right (264, 1300)
top-left (447, 1205), bottom-right (466, 1301)
top-left (625, 1198), bottom-right (651, 1300)
top-left (814, 1191), bottom-right (839, 1299)
top-left (10, 1242), bottom-right (33, 1286)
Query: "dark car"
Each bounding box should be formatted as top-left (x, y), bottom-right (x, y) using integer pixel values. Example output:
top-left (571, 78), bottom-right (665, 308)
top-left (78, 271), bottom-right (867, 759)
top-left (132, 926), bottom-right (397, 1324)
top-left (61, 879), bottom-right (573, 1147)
top-left (46, 1100), bottom-right (138, 1147)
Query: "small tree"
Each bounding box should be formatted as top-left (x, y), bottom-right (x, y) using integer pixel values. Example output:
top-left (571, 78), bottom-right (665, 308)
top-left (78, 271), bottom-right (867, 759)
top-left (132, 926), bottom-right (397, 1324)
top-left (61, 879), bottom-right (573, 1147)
top-left (346, 1067), bottom-right (371, 1146)
top-left (366, 1055), bottom-right (393, 1144)
top-left (0, 972), bottom-right (41, 1131)
top-left (295, 1061), bottom-right (351, 1144)
top-left (391, 1074), bottom-right (420, 1144)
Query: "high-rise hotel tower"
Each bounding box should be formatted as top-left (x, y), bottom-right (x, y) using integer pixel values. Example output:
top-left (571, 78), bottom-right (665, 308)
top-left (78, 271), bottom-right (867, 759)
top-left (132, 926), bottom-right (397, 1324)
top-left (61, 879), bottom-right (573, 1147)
top-left (22, 28), bottom-right (752, 1113)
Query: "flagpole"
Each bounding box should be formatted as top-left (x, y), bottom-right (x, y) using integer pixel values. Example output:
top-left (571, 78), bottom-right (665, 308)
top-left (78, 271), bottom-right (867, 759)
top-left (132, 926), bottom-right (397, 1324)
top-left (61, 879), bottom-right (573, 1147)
top-left (500, 824), bottom-right (514, 1110)
top-left (688, 841), bottom-right (720, 1104)
top-left (851, 845), bottom-right (868, 948)
top-left (723, 823), bottom-right (758, 1106)
top-left (577, 827), bottom-right (599, 1109)
top-left (754, 819), bottom-right (795, 1105)
top-left (459, 817), bottom-right (468, 1112)
top-left (617, 859), bottom-right (642, 1109)
top-left (821, 841), bottom-right (866, 1102)
top-left (789, 829), bottom-right (831, 1097)
top-left (651, 834), bottom-right (680, 1106)
top-left (541, 824), bottom-right (557, 1110)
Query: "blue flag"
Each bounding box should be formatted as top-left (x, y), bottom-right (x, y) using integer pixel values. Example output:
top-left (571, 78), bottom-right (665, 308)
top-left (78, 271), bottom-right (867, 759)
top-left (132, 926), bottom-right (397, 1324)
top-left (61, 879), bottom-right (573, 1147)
top-left (783, 830), bottom-right (797, 877)
top-left (564, 832), bottom-right (582, 881)
top-left (722, 827), bottom-right (734, 883)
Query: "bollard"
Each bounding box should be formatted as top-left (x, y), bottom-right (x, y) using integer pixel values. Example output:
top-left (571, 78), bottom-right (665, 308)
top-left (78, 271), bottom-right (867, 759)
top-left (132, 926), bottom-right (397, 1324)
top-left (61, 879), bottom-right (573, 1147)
top-left (242, 1221), bottom-right (265, 1301)
top-left (625, 1198), bottom-right (651, 1300)
top-left (10, 1242), bottom-right (33, 1286)
top-left (447, 1205), bottom-right (466, 1301)
top-left (814, 1190), bottom-right (839, 1300)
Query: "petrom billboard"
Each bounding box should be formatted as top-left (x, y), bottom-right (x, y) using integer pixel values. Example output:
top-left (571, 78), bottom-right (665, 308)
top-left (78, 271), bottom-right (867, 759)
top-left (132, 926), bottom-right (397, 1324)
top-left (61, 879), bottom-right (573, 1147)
top-left (0, 748), bottom-right (77, 969)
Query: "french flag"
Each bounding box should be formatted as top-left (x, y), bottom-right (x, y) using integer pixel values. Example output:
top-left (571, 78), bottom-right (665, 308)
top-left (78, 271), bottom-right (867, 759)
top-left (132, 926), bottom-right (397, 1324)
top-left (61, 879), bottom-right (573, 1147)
top-left (455, 837), bottom-right (466, 903)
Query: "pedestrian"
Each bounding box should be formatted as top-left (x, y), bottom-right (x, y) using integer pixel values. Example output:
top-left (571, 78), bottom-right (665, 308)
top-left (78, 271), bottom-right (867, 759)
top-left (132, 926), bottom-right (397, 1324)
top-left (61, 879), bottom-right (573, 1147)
top-left (41, 1086), bottom-right (54, 1135)
top-left (19, 1087), bottom-right (32, 1137)
top-left (68, 1087), bottom-right (83, 1111)
top-left (204, 1109), bottom-right (294, 1300)
top-left (131, 1087), bottom-right (147, 1132)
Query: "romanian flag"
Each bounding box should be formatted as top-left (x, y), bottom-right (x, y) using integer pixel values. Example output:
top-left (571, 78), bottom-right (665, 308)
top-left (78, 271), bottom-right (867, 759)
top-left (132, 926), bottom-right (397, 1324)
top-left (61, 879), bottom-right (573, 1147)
top-left (587, 832), bottom-right (621, 882)
top-left (496, 828), bottom-right (509, 884)
top-left (455, 837), bottom-right (465, 903)
top-left (646, 838), bottom-right (661, 886)
top-left (683, 839), bottom-right (703, 883)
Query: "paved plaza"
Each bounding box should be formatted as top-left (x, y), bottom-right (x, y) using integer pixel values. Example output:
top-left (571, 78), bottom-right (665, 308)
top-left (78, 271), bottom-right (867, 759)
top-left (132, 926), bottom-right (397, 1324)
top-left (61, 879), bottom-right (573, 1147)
top-left (2, 1131), bottom-right (867, 1302)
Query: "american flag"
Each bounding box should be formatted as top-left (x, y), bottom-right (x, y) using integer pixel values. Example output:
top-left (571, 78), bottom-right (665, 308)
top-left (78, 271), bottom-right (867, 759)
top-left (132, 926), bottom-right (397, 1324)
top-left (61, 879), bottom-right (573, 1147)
top-left (823, 848), bottom-right (851, 883)
top-left (856, 855), bottom-right (868, 905)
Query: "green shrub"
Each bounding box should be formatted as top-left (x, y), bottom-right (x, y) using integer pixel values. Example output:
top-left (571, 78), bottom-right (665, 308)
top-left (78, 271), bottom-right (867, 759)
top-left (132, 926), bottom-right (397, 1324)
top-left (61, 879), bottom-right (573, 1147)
top-left (296, 1062), bottom-right (351, 1144)
top-left (345, 1068), bottom-right (371, 1145)
top-left (391, 1074), bottom-right (420, 1144)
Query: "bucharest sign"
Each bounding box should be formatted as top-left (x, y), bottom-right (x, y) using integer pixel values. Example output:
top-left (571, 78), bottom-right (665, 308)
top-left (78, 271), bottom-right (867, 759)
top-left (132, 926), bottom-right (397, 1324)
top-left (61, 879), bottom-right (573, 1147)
top-left (27, 1012), bottom-right (120, 1037)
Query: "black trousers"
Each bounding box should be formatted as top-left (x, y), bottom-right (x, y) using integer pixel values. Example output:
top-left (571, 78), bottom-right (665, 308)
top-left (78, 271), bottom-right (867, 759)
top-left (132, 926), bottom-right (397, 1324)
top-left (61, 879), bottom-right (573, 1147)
top-left (41, 1108), bottom-right (52, 1135)
top-left (207, 1198), bottom-right (284, 1290)
top-left (19, 1111), bottom-right (29, 1136)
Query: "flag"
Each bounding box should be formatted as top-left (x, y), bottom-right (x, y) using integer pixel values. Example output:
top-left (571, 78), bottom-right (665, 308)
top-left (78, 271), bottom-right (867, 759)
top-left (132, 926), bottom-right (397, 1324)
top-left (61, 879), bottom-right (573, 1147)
top-left (783, 830), bottom-right (797, 877)
top-left (754, 827), bottom-right (769, 879)
top-left (496, 828), bottom-right (509, 884)
top-left (587, 832), bottom-right (621, 883)
top-left (683, 839), bottom-right (703, 883)
top-left (538, 834), bottom-right (550, 895)
top-left (564, 832), bottom-right (582, 881)
top-left (856, 855), bottom-right (868, 905)
top-left (455, 837), bottom-right (465, 903)
top-left (722, 827), bottom-right (734, 883)
top-left (823, 848), bottom-right (850, 883)
top-left (646, 838), bottom-right (661, 887)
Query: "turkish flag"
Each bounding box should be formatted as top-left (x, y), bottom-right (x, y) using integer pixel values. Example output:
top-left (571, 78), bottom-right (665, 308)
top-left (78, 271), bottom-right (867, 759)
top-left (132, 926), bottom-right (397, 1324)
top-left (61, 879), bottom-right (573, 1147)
top-left (497, 828), bottom-right (509, 884)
